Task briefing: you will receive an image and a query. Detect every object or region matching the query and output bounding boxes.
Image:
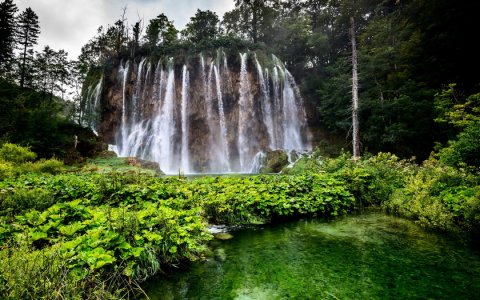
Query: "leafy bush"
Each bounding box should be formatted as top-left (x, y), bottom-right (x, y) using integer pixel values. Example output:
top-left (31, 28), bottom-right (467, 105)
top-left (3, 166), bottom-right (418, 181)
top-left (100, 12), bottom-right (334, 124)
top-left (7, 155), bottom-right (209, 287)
top-left (438, 123), bottom-right (480, 169)
top-left (0, 187), bottom-right (55, 216)
top-left (282, 149), bottom-right (323, 174)
top-left (0, 247), bottom-right (124, 299)
top-left (0, 143), bottom-right (36, 164)
top-left (30, 158), bottom-right (64, 174)
top-left (0, 169), bottom-right (359, 298)
top-left (0, 160), bottom-right (13, 180)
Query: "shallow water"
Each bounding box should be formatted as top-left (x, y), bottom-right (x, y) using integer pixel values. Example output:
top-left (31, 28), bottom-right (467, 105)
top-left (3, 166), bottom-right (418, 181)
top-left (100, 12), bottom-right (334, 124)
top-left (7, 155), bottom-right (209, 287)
top-left (145, 212), bottom-right (480, 299)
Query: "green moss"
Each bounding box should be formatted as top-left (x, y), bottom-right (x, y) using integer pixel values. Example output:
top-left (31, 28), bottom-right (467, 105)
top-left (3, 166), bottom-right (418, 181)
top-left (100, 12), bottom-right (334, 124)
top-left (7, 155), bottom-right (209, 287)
top-left (260, 150), bottom-right (289, 174)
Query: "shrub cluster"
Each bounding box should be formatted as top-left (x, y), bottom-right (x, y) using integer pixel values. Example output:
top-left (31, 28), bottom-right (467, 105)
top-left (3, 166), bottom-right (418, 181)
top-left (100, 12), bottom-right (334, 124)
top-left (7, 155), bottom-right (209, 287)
top-left (0, 169), bottom-right (355, 298)
top-left (0, 143), bottom-right (64, 180)
top-left (292, 152), bottom-right (480, 234)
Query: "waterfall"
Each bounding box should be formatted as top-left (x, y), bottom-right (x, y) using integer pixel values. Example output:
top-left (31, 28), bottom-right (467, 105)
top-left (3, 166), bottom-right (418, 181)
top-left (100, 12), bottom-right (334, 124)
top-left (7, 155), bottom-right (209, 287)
top-left (107, 51), bottom-right (310, 174)
top-left (238, 52), bottom-right (252, 171)
top-left (271, 65), bottom-right (282, 148)
top-left (250, 151), bottom-right (267, 173)
top-left (205, 61), bottom-right (217, 170)
top-left (180, 65), bottom-right (190, 173)
top-left (80, 75), bottom-right (103, 134)
top-left (156, 63), bottom-right (176, 173)
top-left (255, 56), bottom-right (275, 149)
top-left (120, 60), bottom-right (130, 155)
top-left (214, 65), bottom-right (231, 172)
top-left (133, 58), bottom-right (147, 123)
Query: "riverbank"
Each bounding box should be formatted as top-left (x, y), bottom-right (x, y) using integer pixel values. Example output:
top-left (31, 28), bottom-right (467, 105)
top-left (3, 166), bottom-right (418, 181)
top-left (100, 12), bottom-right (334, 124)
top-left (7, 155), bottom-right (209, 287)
top-left (1, 146), bottom-right (479, 298)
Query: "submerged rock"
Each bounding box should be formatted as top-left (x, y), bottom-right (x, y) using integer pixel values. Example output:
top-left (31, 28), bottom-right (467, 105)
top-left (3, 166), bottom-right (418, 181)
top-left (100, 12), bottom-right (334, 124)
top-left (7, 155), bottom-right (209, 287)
top-left (214, 248), bottom-right (227, 262)
top-left (214, 232), bottom-right (234, 240)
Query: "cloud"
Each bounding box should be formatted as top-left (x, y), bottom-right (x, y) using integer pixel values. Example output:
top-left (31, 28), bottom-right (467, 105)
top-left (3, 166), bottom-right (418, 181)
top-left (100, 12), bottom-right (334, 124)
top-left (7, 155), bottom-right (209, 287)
top-left (13, 0), bottom-right (235, 59)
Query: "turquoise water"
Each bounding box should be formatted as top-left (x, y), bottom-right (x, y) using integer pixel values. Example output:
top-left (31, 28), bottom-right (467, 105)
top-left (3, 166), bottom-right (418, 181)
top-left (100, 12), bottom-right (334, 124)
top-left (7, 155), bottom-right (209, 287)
top-left (145, 212), bottom-right (480, 299)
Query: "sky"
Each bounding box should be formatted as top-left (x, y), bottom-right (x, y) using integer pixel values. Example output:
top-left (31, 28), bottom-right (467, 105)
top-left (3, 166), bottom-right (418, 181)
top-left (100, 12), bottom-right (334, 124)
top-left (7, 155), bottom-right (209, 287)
top-left (13, 0), bottom-right (236, 60)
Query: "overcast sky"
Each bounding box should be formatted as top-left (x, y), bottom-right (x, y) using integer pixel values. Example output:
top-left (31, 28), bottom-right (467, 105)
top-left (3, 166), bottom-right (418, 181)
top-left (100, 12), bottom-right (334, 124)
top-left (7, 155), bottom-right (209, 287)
top-left (13, 0), bottom-right (236, 60)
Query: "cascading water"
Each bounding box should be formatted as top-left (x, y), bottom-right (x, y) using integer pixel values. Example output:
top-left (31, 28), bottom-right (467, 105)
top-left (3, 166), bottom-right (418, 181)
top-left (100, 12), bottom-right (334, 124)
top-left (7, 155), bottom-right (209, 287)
top-left (96, 50), bottom-right (310, 174)
top-left (154, 61), bottom-right (176, 173)
top-left (238, 52), bottom-right (254, 170)
top-left (254, 55), bottom-right (275, 149)
top-left (214, 65), bottom-right (231, 172)
top-left (120, 60), bottom-right (131, 153)
top-left (81, 76), bottom-right (103, 134)
top-left (180, 65), bottom-right (190, 173)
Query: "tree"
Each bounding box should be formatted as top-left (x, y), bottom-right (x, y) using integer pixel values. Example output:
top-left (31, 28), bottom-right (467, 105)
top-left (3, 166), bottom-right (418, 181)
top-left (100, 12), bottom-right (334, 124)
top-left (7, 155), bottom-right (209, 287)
top-left (223, 0), bottom-right (277, 43)
top-left (350, 16), bottom-right (360, 159)
top-left (16, 7), bottom-right (40, 88)
top-left (0, 0), bottom-right (17, 79)
top-left (145, 14), bottom-right (178, 50)
top-left (182, 9), bottom-right (219, 43)
top-left (130, 20), bottom-right (142, 56)
top-left (235, 0), bottom-right (264, 43)
top-left (34, 46), bottom-right (70, 100)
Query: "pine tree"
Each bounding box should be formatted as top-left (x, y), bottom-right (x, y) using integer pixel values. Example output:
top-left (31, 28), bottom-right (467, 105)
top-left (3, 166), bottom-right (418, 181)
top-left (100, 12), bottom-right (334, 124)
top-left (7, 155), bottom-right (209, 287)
top-left (0, 0), bottom-right (18, 79)
top-left (16, 7), bottom-right (40, 88)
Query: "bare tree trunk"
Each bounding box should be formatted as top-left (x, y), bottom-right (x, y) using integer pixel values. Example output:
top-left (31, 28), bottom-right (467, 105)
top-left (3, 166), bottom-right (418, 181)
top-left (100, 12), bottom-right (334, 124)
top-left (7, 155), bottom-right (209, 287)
top-left (20, 27), bottom-right (29, 88)
top-left (252, 4), bottom-right (258, 43)
top-left (350, 16), bottom-right (360, 159)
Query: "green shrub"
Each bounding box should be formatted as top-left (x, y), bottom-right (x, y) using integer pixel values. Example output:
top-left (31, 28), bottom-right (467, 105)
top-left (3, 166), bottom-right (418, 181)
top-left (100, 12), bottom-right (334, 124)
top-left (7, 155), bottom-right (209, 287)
top-left (0, 247), bottom-right (124, 299)
top-left (438, 123), bottom-right (480, 169)
top-left (31, 158), bottom-right (64, 174)
top-left (0, 143), bottom-right (36, 164)
top-left (0, 187), bottom-right (55, 215)
top-left (0, 160), bottom-right (13, 180)
top-left (382, 158), bottom-right (479, 231)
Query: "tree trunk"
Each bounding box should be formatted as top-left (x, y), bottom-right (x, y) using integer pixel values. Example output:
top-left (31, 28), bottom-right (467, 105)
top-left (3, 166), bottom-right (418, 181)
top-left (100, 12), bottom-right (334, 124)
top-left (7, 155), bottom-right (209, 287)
top-left (350, 16), bottom-right (360, 159)
top-left (20, 27), bottom-right (29, 88)
top-left (252, 5), bottom-right (258, 43)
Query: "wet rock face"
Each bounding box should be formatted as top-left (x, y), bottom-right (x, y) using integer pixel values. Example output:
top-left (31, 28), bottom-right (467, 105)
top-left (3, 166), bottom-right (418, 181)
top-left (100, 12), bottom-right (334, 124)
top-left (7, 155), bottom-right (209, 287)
top-left (94, 51), bottom-right (311, 174)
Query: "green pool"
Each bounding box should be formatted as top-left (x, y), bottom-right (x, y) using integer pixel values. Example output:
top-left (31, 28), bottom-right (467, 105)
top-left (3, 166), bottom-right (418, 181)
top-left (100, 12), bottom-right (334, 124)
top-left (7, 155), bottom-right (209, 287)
top-left (144, 212), bottom-right (480, 299)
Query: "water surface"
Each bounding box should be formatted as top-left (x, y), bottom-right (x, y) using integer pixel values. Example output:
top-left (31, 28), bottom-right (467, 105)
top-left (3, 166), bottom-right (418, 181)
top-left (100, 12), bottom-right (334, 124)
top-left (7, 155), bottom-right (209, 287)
top-left (145, 212), bottom-right (480, 299)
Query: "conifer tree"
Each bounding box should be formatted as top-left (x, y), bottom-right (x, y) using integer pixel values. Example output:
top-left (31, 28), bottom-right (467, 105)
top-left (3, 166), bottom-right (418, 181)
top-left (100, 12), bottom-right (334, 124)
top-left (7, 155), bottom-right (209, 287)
top-left (16, 7), bottom-right (40, 88)
top-left (0, 0), bottom-right (18, 79)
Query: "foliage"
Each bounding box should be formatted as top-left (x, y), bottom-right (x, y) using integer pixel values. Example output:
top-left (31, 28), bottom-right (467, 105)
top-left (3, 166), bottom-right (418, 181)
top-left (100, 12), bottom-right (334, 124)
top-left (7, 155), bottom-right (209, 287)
top-left (287, 151), bottom-right (480, 233)
top-left (1, 143), bottom-right (480, 297)
top-left (0, 147), bottom-right (359, 298)
top-left (0, 160), bottom-right (13, 180)
top-left (282, 149), bottom-right (323, 175)
top-left (182, 10), bottom-right (220, 43)
top-left (0, 0), bottom-right (17, 79)
top-left (0, 143), bottom-right (64, 185)
top-left (384, 158), bottom-right (480, 232)
top-left (16, 7), bottom-right (40, 88)
top-left (434, 85), bottom-right (480, 169)
top-left (0, 142), bottom-right (36, 163)
top-left (0, 80), bottom-right (98, 159)
top-left (145, 14), bottom-right (178, 50)
top-left (438, 125), bottom-right (480, 169)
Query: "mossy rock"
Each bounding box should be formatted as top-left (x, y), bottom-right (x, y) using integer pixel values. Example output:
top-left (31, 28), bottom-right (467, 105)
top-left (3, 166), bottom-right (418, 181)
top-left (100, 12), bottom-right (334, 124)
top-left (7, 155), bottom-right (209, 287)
top-left (125, 157), bottom-right (165, 175)
top-left (214, 233), bottom-right (234, 240)
top-left (95, 150), bottom-right (118, 159)
top-left (260, 150), bottom-right (289, 174)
